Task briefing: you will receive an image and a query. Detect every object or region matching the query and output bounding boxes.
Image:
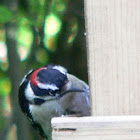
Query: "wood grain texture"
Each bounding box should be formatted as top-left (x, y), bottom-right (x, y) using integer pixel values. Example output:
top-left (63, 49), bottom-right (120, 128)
top-left (52, 116), bottom-right (140, 140)
top-left (84, 0), bottom-right (140, 115)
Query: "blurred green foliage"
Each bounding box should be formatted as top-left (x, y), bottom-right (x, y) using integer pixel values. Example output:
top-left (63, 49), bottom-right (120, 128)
top-left (16, 18), bottom-right (33, 61)
top-left (0, 6), bottom-right (14, 23)
top-left (0, 77), bottom-right (11, 96)
top-left (0, 0), bottom-right (87, 139)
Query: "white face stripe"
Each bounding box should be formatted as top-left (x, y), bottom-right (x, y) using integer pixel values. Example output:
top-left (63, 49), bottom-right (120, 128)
top-left (52, 65), bottom-right (67, 75)
top-left (38, 83), bottom-right (59, 90)
top-left (25, 82), bottom-right (36, 102)
top-left (25, 82), bottom-right (56, 103)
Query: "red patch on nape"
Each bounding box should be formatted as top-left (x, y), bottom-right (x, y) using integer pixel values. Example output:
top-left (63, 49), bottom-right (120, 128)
top-left (30, 67), bottom-right (47, 86)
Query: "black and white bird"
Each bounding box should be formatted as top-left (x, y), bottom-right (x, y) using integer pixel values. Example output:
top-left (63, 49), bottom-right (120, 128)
top-left (18, 64), bottom-right (90, 140)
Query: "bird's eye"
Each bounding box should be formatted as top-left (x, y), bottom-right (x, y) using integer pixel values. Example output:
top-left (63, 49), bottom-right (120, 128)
top-left (48, 90), bottom-right (59, 96)
top-left (49, 91), bottom-right (53, 96)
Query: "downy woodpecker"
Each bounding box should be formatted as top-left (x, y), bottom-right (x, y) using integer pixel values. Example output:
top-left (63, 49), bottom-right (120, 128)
top-left (18, 65), bottom-right (90, 140)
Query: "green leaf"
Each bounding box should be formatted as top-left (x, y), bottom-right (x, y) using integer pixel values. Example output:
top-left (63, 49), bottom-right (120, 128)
top-left (0, 6), bottom-right (14, 23)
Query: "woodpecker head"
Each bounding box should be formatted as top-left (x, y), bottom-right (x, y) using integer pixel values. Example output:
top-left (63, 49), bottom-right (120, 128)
top-left (18, 64), bottom-right (87, 139)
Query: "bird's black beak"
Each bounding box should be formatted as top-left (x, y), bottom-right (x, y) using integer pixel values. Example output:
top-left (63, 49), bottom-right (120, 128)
top-left (58, 87), bottom-right (86, 98)
top-left (47, 87), bottom-right (89, 101)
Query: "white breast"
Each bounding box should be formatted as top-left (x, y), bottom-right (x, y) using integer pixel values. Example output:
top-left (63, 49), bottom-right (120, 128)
top-left (29, 100), bottom-right (64, 124)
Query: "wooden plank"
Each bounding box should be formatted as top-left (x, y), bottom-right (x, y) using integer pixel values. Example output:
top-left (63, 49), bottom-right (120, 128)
top-left (52, 116), bottom-right (140, 140)
top-left (84, 0), bottom-right (140, 115)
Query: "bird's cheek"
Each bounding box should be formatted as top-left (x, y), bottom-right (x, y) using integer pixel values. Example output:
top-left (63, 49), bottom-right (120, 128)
top-left (55, 93), bottom-right (60, 99)
top-left (62, 80), bottom-right (72, 92)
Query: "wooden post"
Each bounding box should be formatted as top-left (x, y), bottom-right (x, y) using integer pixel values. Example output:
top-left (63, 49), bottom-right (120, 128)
top-left (52, 1), bottom-right (140, 139)
top-left (85, 0), bottom-right (140, 116)
top-left (52, 116), bottom-right (140, 140)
